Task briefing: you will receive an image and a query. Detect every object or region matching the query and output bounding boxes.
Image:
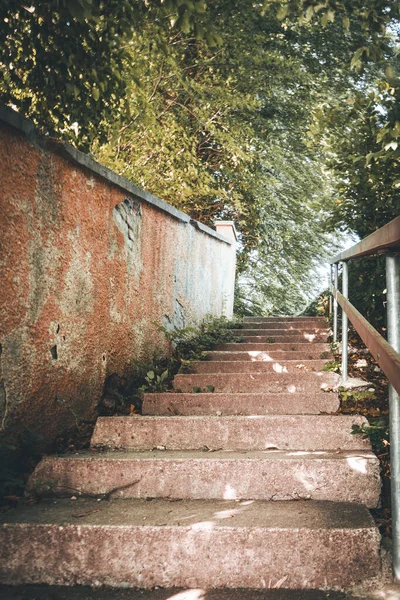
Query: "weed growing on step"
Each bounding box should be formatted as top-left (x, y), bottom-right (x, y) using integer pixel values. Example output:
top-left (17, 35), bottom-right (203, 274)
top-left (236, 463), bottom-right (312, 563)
top-left (351, 418), bottom-right (389, 454)
top-left (100, 351), bottom-right (176, 415)
top-left (330, 341), bottom-right (339, 353)
top-left (321, 360), bottom-right (340, 373)
top-left (192, 385), bottom-right (215, 393)
top-left (179, 359), bottom-right (196, 374)
top-left (157, 315), bottom-right (243, 362)
top-left (140, 369), bottom-right (170, 392)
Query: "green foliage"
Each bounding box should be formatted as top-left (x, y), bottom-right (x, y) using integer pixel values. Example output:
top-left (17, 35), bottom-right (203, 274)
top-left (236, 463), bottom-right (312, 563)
top-left (321, 360), bottom-right (340, 373)
top-left (263, 0), bottom-right (400, 158)
top-left (0, 0), bottom-right (214, 148)
top-left (330, 342), bottom-right (339, 353)
top-left (302, 290), bottom-right (330, 317)
top-left (100, 350), bottom-right (179, 414)
top-left (179, 359), bottom-right (195, 374)
top-left (192, 385), bottom-right (215, 393)
top-left (0, 0), bottom-right (143, 148)
top-left (352, 417), bottom-right (389, 453)
top-left (140, 369), bottom-right (170, 392)
top-left (340, 388), bottom-right (377, 407)
top-left (157, 315), bottom-right (243, 361)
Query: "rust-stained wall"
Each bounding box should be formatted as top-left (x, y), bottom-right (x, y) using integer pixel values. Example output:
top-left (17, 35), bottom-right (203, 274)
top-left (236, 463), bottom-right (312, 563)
top-left (0, 108), bottom-right (236, 447)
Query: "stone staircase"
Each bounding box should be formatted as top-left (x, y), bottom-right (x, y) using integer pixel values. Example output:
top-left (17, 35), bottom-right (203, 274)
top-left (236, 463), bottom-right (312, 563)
top-left (0, 316), bottom-right (382, 591)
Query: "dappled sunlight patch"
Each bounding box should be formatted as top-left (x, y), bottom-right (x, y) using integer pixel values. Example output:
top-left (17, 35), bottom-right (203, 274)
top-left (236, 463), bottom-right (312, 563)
top-left (223, 483), bottom-right (238, 499)
top-left (303, 333), bottom-right (316, 341)
top-left (190, 521), bottom-right (215, 532)
top-left (288, 385), bottom-right (297, 393)
top-left (372, 588), bottom-right (400, 599)
top-left (272, 362), bottom-right (288, 373)
top-left (167, 590), bottom-right (206, 600)
top-left (213, 508), bottom-right (241, 519)
top-left (248, 351), bottom-right (273, 362)
top-left (295, 467), bottom-right (320, 492)
top-left (347, 455), bottom-right (368, 474)
top-left (288, 451), bottom-right (327, 456)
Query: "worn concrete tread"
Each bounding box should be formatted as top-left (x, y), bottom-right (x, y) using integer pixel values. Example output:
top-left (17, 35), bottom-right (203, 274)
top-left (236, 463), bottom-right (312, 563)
top-left (91, 415), bottom-right (370, 451)
top-left (1, 497), bottom-right (377, 529)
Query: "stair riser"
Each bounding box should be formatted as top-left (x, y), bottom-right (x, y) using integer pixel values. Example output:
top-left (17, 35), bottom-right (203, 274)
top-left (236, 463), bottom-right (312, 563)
top-left (214, 343), bottom-right (330, 352)
top-left (0, 524), bottom-right (380, 589)
top-left (233, 328), bottom-right (329, 335)
top-left (205, 351), bottom-right (331, 361)
top-left (142, 392), bottom-right (340, 416)
top-left (191, 360), bottom-right (327, 373)
top-left (91, 415), bottom-right (370, 451)
top-left (239, 336), bottom-right (329, 343)
top-left (173, 373), bottom-right (337, 394)
top-left (243, 317), bottom-right (328, 323)
top-left (28, 456), bottom-right (381, 506)
top-left (239, 324), bottom-right (329, 331)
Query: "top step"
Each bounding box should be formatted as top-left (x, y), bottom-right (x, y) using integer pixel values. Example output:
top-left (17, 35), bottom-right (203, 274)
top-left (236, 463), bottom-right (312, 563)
top-left (243, 316), bottom-right (328, 323)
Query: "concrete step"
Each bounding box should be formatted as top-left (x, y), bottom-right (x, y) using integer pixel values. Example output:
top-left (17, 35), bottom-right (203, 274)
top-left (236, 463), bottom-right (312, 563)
top-left (91, 415), bottom-right (370, 451)
top-left (0, 498), bottom-right (381, 589)
top-left (0, 587), bottom-right (357, 600)
top-left (239, 336), bottom-right (330, 344)
top-left (172, 372), bottom-right (339, 394)
top-left (27, 449), bottom-right (381, 506)
top-left (239, 322), bottom-right (329, 330)
top-left (142, 392), bottom-right (340, 416)
top-left (214, 343), bottom-right (330, 353)
top-left (191, 360), bottom-right (327, 373)
top-left (243, 317), bottom-right (328, 323)
top-left (205, 350), bottom-right (332, 361)
top-left (232, 328), bottom-right (329, 337)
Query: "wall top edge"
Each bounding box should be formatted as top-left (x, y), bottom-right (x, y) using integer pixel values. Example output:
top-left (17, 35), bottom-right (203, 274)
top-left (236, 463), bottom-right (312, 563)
top-left (215, 221), bottom-right (239, 241)
top-left (0, 105), bottom-right (234, 246)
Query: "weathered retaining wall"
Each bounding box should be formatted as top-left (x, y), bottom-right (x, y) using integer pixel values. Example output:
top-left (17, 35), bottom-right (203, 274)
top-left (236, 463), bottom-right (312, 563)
top-left (0, 107), bottom-right (236, 447)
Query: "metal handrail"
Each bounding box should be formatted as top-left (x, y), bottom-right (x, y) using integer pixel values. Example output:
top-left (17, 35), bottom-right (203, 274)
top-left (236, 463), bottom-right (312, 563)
top-left (331, 216), bottom-right (400, 263)
top-left (329, 214), bottom-right (400, 580)
top-left (334, 291), bottom-right (400, 396)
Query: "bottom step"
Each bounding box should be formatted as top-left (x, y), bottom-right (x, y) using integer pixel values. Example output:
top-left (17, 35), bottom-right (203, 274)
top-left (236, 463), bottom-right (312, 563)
top-left (0, 585), bottom-right (352, 599)
top-left (0, 498), bottom-right (380, 590)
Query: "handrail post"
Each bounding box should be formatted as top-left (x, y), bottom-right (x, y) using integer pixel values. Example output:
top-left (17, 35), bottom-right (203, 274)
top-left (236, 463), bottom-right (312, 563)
top-left (341, 261), bottom-right (349, 382)
top-left (387, 253), bottom-right (400, 580)
top-left (329, 266), bottom-right (333, 316)
top-left (333, 263), bottom-right (338, 342)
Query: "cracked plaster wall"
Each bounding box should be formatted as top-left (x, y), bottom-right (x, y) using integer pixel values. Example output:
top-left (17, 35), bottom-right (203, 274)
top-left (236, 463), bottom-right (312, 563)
top-left (0, 118), bottom-right (236, 447)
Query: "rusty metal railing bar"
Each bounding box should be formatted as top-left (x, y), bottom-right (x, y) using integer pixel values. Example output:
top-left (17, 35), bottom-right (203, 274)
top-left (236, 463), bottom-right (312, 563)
top-left (331, 216), bottom-right (400, 263)
top-left (333, 290), bottom-right (400, 396)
